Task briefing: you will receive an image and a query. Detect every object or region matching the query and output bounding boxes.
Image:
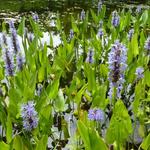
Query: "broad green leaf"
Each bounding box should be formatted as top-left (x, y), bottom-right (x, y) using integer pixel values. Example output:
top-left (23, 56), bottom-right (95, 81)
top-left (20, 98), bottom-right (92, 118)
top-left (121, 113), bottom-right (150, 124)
top-left (144, 70), bottom-right (150, 87)
top-left (36, 135), bottom-right (48, 150)
top-left (140, 133), bottom-right (150, 150)
top-left (13, 135), bottom-right (23, 150)
top-left (0, 142), bottom-right (10, 150)
top-left (90, 9), bottom-right (98, 24)
top-left (18, 16), bottom-right (25, 36)
top-left (6, 114), bottom-right (12, 144)
top-left (38, 66), bottom-right (45, 82)
top-left (133, 81), bottom-right (145, 115)
top-left (77, 120), bottom-right (91, 150)
top-left (89, 129), bottom-right (107, 150)
top-left (29, 17), bottom-right (43, 37)
top-left (74, 84), bottom-right (87, 104)
top-left (46, 79), bottom-right (59, 99)
top-left (105, 100), bottom-right (132, 144)
top-left (71, 16), bottom-right (79, 33)
top-left (56, 17), bottom-right (62, 31)
top-left (54, 89), bottom-right (66, 112)
top-left (140, 10), bottom-right (149, 26)
top-left (131, 33), bottom-right (139, 57)
top-left (92, 85), bottom-right (108, 109)
top-left (84, 64), bottom-right (96, 92)
top-left (62, 118), bottom-right (70, 139)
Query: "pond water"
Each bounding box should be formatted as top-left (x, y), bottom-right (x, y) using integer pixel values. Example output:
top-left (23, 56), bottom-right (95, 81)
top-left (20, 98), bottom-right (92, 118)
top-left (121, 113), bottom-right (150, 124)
top-left (0, 0), bottom-right (150, 31)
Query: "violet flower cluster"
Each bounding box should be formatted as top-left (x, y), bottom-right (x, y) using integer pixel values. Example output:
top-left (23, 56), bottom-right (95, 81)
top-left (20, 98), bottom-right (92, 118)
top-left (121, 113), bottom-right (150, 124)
top-left (9, 21), bottom-right (21, 53)
top-left (144, 37), bottom-right (150, 54)
top-left (69, 29), bottom-right (74, 40)
top-left (21, 101), bottom-right (39, 131)
top-left (88, 108), bottom-right (104, 121)
top-left (111, 11), bottom-right (120, 27)
top-left (3, 48), bottom-right (14, 76)
top-left (1, 33), bottom-right (14, 76)
top-left (97, 20), bottom-right (104, 38)
top-left (128, 29), bottom-right (134, 41)
top-left (32, 13), bottom-right (39, 22)
top-left (108, 40), bottom-right (127, 99)
top-left (80, 9), bottom-right (85, 21)
top-left (86, 50), bottom-right (94, 63)
top-left (9, 21), bottom-right (25, 71)
top-left (135, 67), bottom-right (144, 80)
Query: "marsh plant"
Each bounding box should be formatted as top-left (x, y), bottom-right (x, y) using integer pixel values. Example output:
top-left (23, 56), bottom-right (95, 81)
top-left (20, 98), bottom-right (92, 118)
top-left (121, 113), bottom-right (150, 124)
top-left (0, 2), bottom-right (150, 150)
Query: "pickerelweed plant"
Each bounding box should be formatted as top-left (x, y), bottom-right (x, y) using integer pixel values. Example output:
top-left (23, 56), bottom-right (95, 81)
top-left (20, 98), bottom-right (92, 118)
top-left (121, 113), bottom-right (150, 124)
top-left (0, 2), bottom-right (150, 150)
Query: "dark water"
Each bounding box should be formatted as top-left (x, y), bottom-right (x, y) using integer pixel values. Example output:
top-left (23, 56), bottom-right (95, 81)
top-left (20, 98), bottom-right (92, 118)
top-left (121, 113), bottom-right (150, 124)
top-left (0, 0), bottom-right (149, 32)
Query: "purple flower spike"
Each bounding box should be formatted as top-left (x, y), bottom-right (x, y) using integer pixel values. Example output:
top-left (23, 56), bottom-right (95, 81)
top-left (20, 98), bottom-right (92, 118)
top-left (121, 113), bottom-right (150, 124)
top-left (144, 37), bottom-right (150, 53)
top-left (16, 52), bottom-right (25, 71)
top-left (80, 9), bottom-right (85, 21)
top-left (32, 13), bottom-right (39, 22)
top-left (98, 28), bottom-right (104, 38)
top-left (135, 67), bottom-right (144, 79)
top-left (108, 40), bottom-right (127, 99)
top-left (111, 11), bottom-right (120, 27)
top-left (9, 20), bottom-right (21, 54)
top-left (88, 109), bottom-right (104, 121)
top-left (86, 50), bottom-right (94, 64)
top-left (69, 29), bottom-right (74, 39)
top-left (21, 101), bottom-right (39, 131)
top-left (3, 48), bottom-right (14, 76)
top-left (128, 29), bottom-right (134, 41)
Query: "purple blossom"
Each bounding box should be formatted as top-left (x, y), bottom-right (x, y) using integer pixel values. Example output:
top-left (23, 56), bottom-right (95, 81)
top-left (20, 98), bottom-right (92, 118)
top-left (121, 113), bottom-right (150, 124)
top-left (28, 32), bottom-right (34, 42)
top-left (144, 37), bottom-right (150, 53)
top-left (111, 11), bottom-right (120, 27)
top-left (9, 20), bottom-right (21, 54)
top-left (97, 28), bottom-right (104, 38)
top-left (80, 9), bottom-right (85, 21)
top-left (69, 29), bottom-right (74, 39)
top-left (88, 109), bottom-right (104, 121)
top-left (98, 1), bottom-right (103, 14)
top-left (135, 67), bottom-right (144, 79)
top-left (16, 52), bottom-right (25, 71)
top-left (108, 40), bottom-right (127, 99)
top-left (3, 48), bottom-right (14, 76)
top-left (32, 13), bottom-right (39, 22)
top-left (86, 50), bottom-right (94, 63)
top-left (21, 101), bottom-right (39, 131)
top-left (2, 33), bottom-right (14, 76)
top-left (128, 29), bottom-right (134, 41)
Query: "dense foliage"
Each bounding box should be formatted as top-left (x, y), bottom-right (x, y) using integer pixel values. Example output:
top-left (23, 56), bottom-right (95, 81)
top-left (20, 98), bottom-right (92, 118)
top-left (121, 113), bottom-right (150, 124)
top-left (0, 2), bottom-right (150, 150)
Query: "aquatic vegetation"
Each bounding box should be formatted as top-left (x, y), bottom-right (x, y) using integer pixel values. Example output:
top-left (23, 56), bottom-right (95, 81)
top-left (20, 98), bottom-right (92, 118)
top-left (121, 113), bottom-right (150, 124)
top-left (144, 36), bottom-right (150, 52)
top-left (111, 11), bottom-right (120, 27)
top-left (108, 40), bottom-right (127, 100)
top-left (21, 101), bottom-right (39, 131)
top-left (0, 2), bottom-right (150, 150)
top-left (88, 108), bottom-right (104, 121)
top-left (135, 67), bottom-right (144, 80)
